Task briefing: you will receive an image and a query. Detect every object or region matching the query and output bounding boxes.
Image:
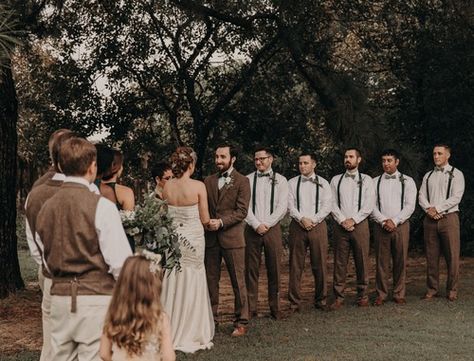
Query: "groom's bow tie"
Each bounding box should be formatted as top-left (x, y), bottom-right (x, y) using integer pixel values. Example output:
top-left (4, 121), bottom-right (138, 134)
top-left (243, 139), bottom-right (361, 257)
top-left (384, 174), bottom-right (397, 179)
top-left (219, 172), bottom-right (229, 178)
top-left (258, 172), bottom-right (271, 177)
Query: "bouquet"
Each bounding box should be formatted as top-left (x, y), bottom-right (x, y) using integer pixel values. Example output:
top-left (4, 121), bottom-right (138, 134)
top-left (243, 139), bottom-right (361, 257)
top-left (119, 194), bottom-right (191, 271)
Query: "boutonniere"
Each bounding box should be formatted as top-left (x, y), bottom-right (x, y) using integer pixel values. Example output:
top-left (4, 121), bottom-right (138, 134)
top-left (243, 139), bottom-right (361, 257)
top-left (399, 174), bottom-right (406, 184)
top-left (224, 176), bottom-right (234, 189)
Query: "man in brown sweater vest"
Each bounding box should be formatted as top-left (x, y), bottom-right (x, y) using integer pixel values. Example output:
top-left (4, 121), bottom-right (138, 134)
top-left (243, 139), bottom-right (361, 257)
top-left (35, 137), bottom-right (132, 361)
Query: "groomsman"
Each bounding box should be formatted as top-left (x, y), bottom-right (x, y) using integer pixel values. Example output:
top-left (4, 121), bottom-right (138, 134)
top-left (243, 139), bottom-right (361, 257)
top-left (330, 148), bottom-right (375, 309)
top-left (25, 130), bottom-right (75, 361)
top-left (204, 143), bottom-right (251, 337)
top-left (151, 161), bottom-right (173, 200)
top-left (32, 129), bottom-right (72, 189)
top-left (371, 149), bottom-right (416, 305)
top-left (245, 146), bottom-right (288, 319)
top-left (287, 153), bottom-right (332, 312)
top-left (35, 137), bottom-right (132, 360)
top-left (419, 144), bottom-right (465, 301)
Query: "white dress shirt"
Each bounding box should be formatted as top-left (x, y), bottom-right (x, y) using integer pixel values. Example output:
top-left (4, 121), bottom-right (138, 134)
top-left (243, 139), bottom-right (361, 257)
top-left (288, 173), bottom-right (332, 224)
top-left (218, 167), bottom-right (234, 190)
top-left (371, 171), bottom-right (417, 225)
top-left (419, 163), bottom-right (465, 214)
top-left (35, 177), bottom-right (132, 279)
top-left (330, 170), bottom-right (375, 225)
top-left (245, 168), bottom-right (289, 230)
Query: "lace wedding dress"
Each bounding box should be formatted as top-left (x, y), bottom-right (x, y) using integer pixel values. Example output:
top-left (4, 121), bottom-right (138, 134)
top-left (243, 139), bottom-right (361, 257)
top-left (161, 204), bottom-right (214, 353)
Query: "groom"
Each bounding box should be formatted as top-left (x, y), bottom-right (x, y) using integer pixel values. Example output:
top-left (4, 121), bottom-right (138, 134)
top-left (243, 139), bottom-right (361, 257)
top-left (204, 143), bottom-right (251, 337)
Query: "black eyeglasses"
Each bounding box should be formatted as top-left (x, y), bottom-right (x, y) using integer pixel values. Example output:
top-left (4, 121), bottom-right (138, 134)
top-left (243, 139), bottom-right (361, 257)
top-left (254, 156), bottom-right (270, 162)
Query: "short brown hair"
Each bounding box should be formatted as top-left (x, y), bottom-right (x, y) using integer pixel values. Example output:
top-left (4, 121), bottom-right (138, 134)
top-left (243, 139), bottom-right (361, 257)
top-left (59, 137), bottom-right (96, 176)
top-left (48, 129), bottom-right (72, 157)
top-left (52, 131), bottom-right (76, 172)
top-left (434, 144), bottom-right (451, 153)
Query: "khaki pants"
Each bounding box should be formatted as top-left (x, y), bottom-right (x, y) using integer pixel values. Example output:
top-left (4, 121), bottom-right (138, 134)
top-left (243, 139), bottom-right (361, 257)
top-left (50, 295), bottom-right (111, 361)
top-left (332, 219), bottom-right (370, 301)
top-left (374, 222), bottom-right (409, 300)
top-left (424, 212), bottom-right (460, 298)
top-left (40, 276), bottom-right (54, 361)
top-left (245, 225), bottom-right (283, 316)
top-left (288, 220), bottom-right (328, 307)
top-left (205, 245), bottom-right (249, 327)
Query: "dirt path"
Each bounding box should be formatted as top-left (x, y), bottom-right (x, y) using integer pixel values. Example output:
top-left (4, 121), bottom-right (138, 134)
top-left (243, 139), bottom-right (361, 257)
top-left (1, 253), bottom-right (470, 355)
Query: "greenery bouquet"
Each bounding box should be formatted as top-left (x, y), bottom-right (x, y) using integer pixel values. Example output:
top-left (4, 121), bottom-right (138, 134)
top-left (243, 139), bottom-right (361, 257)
top-left (119, 194), bottom-right (191, 271)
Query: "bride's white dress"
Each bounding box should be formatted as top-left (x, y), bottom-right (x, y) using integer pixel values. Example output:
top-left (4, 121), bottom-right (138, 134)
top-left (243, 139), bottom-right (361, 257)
top-left (161, 204), bottom-right (214, 353)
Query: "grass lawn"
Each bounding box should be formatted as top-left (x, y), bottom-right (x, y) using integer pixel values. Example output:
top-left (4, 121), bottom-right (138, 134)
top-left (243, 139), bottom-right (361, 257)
top-left (3, 219), bottom-right (474, 360)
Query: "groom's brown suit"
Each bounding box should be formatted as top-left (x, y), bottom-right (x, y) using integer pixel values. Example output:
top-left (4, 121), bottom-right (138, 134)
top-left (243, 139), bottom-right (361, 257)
top-left (204, 170), bottom-right (251, 327)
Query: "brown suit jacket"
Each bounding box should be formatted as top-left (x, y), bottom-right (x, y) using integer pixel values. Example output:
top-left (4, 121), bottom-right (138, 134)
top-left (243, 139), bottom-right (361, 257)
top-left (204, 170), bottom-right (251, 249)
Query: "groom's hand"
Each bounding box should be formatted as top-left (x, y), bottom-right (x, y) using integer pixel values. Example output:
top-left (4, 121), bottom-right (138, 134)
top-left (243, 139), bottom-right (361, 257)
top-left (207, 219), bottom-right (221, 231)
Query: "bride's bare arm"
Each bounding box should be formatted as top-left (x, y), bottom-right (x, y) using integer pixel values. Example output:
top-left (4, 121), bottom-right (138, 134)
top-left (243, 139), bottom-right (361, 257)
top-left (197, 182), bottom-right (210, 226)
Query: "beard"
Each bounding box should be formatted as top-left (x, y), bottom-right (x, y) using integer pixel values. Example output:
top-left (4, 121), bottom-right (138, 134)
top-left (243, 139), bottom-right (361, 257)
top-left (344, 162), bottom-right (357, 170)
top-left (216, 160), bottom-right (232, 173)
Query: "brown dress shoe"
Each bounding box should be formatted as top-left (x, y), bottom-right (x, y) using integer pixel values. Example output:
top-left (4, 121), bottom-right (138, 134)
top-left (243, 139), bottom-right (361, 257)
top-left (270, 311), bottom-right (282, 320)
top-left (373, 297), bottom-right (385, 306)
top-left (231, 326), bottom-right (247, 337)
top-left (447, 294), bottom-right (457, 302)
top-left (421, 293), bottom-right (439, 301)
top-left (329, 299), bottom-right (344, 311)
top-left (314, 303), bottom-right (328, 311)
top-left (393, 297), bottom-right (407, 305)
top-left (357, 298), bottom-right (369, 307)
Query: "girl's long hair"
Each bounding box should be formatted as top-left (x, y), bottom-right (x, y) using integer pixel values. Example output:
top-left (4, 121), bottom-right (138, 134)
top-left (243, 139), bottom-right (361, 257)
top-left (103, 255), bottom-right (163, 356)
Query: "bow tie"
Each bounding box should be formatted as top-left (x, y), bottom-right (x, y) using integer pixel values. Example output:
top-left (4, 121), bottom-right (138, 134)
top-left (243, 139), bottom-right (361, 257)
top-left (258, 172), bottom-right (271, 177)
top-left (302, 177), bottom-right (314, 183)
top-left (344, 173), bottom-right (356, 179)
top-left (385, 174), bottom-right (397, 179)
top-left (435, 167), bottom-right (444, 172)
top-left (219, 172), bottom-right (229, 178)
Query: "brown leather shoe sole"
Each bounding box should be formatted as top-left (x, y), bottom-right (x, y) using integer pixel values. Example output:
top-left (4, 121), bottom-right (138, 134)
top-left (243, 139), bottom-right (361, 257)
top-left (231, 326), bottom-right (247, 337)
top-left (393, 298), bottom-right (407, 305)
top-left (373, 297), bottom-right (384, 306)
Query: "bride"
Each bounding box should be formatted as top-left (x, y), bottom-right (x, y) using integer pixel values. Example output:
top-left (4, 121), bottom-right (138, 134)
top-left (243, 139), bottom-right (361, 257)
top-left (161, 147), bottom-right (214, 353)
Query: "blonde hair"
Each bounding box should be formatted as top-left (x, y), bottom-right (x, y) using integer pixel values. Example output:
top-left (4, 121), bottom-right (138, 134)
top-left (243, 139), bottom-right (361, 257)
top-left (103, 255), bottom-right (163, 357)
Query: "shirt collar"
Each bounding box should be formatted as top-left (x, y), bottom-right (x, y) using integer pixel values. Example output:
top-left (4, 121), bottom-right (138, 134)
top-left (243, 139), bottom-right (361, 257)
top-left (345, 169), bottom-right (359, 177)
top-left (52, 172), bottom-right (66, 181)
top-left (301, 172), bottom-right (315, 181)
top-left (64, 176), bottom-right (92, 188)
top-left (383, 170), bottom-right (400, 177)
top-left (258, 167), bottom-right (273, 176)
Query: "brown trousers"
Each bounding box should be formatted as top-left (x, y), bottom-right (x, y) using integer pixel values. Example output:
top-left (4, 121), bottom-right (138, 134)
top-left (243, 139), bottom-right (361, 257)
top-left (205, 246), bottom-right (249, 327)
top-left (333, 219), bottom-right (370, 301)
top-left (374, 222), bottom-right (409, 300)
top-left (245, 224), bottom-right (283, 315)
top-left (423, 212), bottom-right (460, 297)
top-left (288, 220), bottom-right (328, 307)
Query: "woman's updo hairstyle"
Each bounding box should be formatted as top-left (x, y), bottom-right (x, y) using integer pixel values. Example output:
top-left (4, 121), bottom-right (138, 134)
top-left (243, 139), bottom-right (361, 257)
top-left (170, 146), bottom-right (196, 178)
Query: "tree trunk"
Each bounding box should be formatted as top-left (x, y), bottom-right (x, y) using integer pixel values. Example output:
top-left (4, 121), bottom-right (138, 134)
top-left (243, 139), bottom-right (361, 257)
top-left (0, 61), bottom-right (24, 298)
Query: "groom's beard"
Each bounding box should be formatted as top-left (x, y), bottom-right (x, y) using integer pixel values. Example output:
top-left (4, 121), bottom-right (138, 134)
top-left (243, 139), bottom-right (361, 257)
top-left (216, 160), bottom-right (232, 173)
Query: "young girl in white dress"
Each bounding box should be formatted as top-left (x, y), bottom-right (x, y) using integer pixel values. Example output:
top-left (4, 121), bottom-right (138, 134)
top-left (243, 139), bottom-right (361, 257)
top-left (99, 253), bottom-right (175, 361)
